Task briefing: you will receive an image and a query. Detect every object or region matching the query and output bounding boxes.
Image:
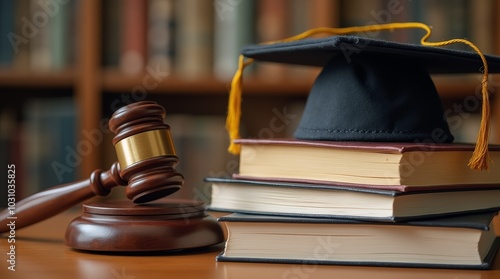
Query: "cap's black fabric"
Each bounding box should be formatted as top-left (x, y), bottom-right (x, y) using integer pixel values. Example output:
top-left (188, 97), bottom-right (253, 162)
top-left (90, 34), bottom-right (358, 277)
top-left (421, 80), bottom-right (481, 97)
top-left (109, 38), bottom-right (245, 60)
top-left (294, 54), bottom-right (453, 143)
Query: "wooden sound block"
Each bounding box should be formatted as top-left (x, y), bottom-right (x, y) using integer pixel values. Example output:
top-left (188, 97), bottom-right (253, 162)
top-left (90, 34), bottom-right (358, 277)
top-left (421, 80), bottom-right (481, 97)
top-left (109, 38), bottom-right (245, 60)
top-left (65, 199), bottom-right (224, 252)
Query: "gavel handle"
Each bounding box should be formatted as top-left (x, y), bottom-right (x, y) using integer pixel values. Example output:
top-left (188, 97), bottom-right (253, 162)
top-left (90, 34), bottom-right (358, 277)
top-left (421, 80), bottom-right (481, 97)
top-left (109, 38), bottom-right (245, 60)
top-left (0, 180), bottom-right (96, 233)
top-left (0, 163), bottom-right (125, 234)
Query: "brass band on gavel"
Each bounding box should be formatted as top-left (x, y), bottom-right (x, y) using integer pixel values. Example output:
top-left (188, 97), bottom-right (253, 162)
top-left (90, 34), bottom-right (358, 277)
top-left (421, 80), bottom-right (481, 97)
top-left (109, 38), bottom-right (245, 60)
top-left (114, 129), bottom-right (177, 168)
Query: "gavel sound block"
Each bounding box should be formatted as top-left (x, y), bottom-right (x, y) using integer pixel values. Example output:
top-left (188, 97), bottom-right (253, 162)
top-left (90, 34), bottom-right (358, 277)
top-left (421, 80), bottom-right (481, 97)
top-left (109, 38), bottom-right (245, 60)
top-left (0, 101), bottom-right (224, 252)
top-left (65, 200), bottom-right (223, 252)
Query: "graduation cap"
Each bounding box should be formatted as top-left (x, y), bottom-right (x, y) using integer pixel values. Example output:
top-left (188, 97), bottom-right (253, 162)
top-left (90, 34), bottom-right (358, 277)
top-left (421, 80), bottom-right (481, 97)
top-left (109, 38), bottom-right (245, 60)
top-left (225, 22), bottom-right (500, 170)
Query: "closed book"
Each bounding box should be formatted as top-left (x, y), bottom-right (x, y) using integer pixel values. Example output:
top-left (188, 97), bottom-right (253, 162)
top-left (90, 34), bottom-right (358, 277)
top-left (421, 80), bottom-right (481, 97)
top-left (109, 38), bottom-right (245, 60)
top-left (234, 139), bottom-right (500, 188)
top-left (175, 0), bottom-right (213, 78)
top-left (254, 0), bottom-right (290, 80)
top-left (50, 0), bottom-right (71, 70)
top-left (213, 0), bottom-right (255, 80)
top-left (102, 0), bottom-right (122, 68)
top-left (0, 0), bottom-right (14, 66)
top-left (147, 0), bottom-right (175, 73)
top-left (217, 211), bottom-right (499, 269)
top-left (120, 0), bottom-right (148, 74)
top-left (12, 0), bottom-right (30, 70)
top-left (207, 177), bottom-right (500, 222)
top-left (22, 98), bottom-right (76, 194)
top-left (29, 0), bottom-right (52, 70)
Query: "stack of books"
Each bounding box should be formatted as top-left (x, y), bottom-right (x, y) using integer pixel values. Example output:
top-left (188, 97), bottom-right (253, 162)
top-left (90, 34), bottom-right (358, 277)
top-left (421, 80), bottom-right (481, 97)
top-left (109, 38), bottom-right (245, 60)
top-left (207, 138), bottom-right (500, 269)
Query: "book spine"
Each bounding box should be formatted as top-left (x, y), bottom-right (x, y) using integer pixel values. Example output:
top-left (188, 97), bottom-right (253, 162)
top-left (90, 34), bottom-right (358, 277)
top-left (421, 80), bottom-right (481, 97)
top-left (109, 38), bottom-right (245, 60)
top-left (102, 0), bottom-right (122, 68)
top-left (147, 0), bottom-right (175, 74)
top-left (254, 0), bottom-right (289, 80)
top-left (213, 0), bottom-right (255, 80)
top-left (309, 0), bottom-right (338, 28)
top-left (0, 0), bottom-right (15, 67)
top-left (469, 0), bottom-right (493, 53)
top-left (50, 0), bottom-right (68, 70)
top-left (120, 0), bottom-right (148, 74)
top-left (22, 98), bottom-right (77, 194)
top-left (175, 0), bottom-right (214, 79)
top-left (12, 0), bottom-right (30, 70)
top-left (29, 0), bottom-right (52, 71)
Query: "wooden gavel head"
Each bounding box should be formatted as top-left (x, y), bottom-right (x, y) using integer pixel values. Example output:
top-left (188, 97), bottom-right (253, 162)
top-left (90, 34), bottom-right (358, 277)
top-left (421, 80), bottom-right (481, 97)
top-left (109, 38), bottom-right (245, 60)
top-left (108, 101), bottom-right (183, 203)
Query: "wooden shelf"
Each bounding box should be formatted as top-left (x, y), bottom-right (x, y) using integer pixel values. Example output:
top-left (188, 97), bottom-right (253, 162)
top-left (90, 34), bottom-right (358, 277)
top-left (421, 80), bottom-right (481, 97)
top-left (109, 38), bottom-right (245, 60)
top-left (0, 69), bottom-right (481, 100)
top-left (433, 76), bottom-right (485, 100)
top-left (101, 69), bottom-right (494, 100)
top-left (0, 69), bottom-right (485, 100)
top-left (0, 70), bottom-right (75, 88)
top-left (101, 69), bottom-right (315, 96)
top-left (102, 69), bottom-right (229, 94)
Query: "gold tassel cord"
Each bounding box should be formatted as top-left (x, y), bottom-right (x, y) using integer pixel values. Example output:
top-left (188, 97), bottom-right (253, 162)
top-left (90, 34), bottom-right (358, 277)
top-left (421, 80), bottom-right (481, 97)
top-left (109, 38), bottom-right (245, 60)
top-left (225, 22), bottom-right (491, 170)
top-left (226, 55), bottom-right (254, 154)
top-left (391, 23), bottom-right (491, 171)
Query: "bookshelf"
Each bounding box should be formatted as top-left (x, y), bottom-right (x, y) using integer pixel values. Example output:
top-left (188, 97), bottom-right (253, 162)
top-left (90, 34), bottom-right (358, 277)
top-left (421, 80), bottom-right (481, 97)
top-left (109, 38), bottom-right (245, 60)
top-left (0, 70), bottom-right (75, 88)
top-left (1, 0), bottom-right (500, 202)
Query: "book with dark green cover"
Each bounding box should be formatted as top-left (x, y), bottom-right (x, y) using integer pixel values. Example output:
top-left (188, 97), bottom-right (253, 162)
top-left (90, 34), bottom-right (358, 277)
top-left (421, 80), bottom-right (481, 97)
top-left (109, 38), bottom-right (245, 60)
top-left (207, 177), bottom-right (500, 222)
top-left (217, 211), bottom-right (499, 269)
top-left (0, 0), bottom-right (14, 66)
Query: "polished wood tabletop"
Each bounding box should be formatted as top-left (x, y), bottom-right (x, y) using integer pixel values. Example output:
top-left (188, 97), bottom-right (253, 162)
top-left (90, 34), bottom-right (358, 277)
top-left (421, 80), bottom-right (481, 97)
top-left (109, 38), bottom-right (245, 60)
top-left (1, 207), bottom-right (500, 279)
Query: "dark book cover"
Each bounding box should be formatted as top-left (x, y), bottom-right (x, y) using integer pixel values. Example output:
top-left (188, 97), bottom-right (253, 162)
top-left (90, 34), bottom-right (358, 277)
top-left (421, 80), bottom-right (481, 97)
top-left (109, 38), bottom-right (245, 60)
top-left (216, 241), bottom-right (499, 270)
top-left (217, 211), bottom-right (500, 269)
top-left (229, 175), bottom-right (500, 193)
top-left (207, 177), bottom-right (500, 222)
top-left (218, 211), bottom-right (496, 229)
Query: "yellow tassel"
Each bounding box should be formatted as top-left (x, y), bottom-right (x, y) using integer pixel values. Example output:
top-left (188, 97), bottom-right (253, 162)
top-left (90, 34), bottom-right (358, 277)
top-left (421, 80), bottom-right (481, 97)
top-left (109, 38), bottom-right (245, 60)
top-left (226, 55), bottom-right (253, 154)
top-left (225, 22), bottom-right (491, 171)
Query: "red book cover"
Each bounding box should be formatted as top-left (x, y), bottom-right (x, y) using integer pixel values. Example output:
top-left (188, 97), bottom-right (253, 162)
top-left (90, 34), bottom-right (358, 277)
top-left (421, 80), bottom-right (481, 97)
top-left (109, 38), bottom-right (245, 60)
top-left (120, 0), bottom-right (148, 74)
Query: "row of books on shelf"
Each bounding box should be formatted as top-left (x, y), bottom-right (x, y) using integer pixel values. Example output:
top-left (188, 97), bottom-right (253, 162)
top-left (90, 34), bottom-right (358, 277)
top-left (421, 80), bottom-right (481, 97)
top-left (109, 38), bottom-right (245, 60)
top-left (205, 138), bottom-right (500, 269)
top-left (3, 0), bottom-right (492, 79)
top-left (0, 0), bottom-right (330, 78)
top-left (340, 0), bottom-right (494, 53)
top-left (0, 98), bottom-right (77, 207)
top-left (102, 0), bottom-right (337, 80)
top-left (0, 0), bottom-right (77, 72)
top-left (104, 0), bottom-right (497, 80)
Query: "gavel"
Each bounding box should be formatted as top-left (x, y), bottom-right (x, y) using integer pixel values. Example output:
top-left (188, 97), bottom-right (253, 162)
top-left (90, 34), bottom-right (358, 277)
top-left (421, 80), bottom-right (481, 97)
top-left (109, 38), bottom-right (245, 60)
top-left (0, 101), bottom-right (184, 233)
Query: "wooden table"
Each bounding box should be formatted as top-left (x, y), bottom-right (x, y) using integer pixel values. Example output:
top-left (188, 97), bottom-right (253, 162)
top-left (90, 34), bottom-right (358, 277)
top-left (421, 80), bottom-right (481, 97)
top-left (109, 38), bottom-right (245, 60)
top-left (1, 208), bottom-right (500, 279)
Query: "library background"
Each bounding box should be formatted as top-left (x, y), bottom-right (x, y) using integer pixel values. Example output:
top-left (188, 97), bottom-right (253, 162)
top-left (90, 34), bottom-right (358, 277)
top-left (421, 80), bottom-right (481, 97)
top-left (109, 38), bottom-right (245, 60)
top-left (0, 0), bottom-right (499, 207)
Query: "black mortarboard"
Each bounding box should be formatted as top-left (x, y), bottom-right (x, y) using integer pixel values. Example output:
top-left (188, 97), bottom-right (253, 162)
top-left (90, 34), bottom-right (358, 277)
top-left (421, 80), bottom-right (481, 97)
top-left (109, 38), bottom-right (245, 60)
top-left (225, 23), bottom-right (500, 170)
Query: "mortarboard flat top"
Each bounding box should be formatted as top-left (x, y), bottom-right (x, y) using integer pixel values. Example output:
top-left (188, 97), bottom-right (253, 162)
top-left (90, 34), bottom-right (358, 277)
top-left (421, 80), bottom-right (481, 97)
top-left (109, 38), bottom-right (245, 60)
top-left (241, 35), bottom-right (500, 74)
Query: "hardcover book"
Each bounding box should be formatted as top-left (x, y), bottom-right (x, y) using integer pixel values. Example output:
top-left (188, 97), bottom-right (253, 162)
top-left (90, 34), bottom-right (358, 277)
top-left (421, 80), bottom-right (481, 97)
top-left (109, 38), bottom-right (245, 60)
top-left (217, 211), bottom-right (499, 269)
top-left (234, 139), bottom-right (500, 188)
top-left (207, 177), bottom-right (500, 221)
